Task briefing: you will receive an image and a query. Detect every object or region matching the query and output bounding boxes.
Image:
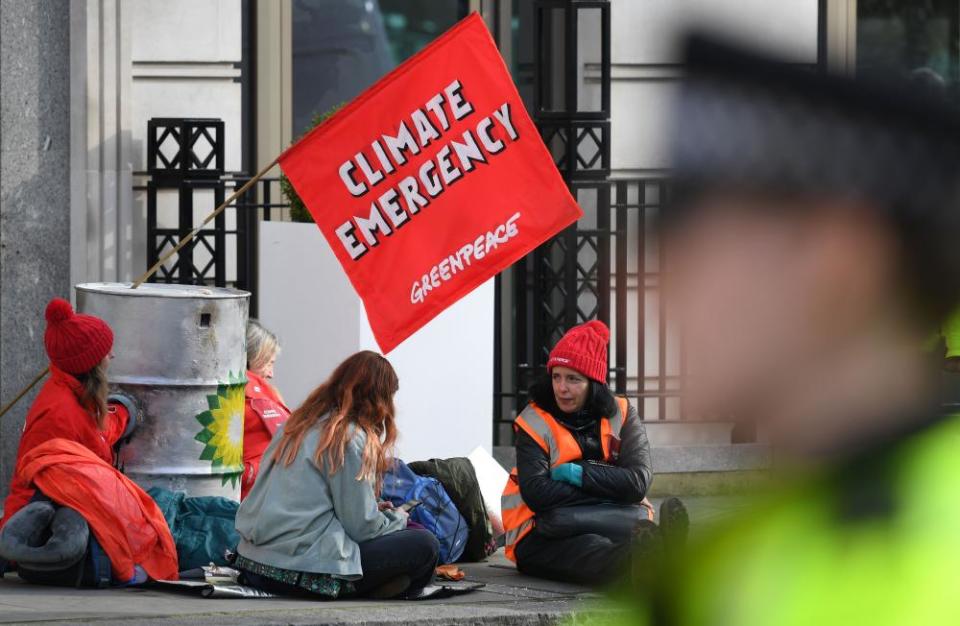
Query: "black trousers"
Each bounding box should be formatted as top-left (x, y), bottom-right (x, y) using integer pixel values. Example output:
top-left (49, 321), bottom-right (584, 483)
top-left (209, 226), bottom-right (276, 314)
top-left (514, 527), bottom-right (631, 586)
top-left (349, 529), bottom-right (439, 596)
top-left (243, 529), bottom-right (440, 598)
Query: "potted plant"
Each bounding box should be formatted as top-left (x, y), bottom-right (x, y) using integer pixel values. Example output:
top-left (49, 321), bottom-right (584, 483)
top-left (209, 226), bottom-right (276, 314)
top-left (280, 105), bottom-right (342, 222)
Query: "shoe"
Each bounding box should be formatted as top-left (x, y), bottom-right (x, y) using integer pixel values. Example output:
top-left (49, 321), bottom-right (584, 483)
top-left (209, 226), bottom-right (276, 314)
top-left (659, 497), bottom-right (690, 554)
top-left (368, 574), bottom-right (411, 599)
top-left (631, 519), bottom-right (663, 588)
top-left (401, 582), bottom-right (485, 600)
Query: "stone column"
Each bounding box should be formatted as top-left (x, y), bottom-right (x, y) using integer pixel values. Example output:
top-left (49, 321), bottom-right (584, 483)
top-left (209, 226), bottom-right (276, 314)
top-left (0, 0), bottom-right (72, 501)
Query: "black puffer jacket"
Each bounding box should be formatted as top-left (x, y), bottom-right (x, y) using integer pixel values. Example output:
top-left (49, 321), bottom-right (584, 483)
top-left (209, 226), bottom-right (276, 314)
top-left (515, 381), bottom-right (653, 513)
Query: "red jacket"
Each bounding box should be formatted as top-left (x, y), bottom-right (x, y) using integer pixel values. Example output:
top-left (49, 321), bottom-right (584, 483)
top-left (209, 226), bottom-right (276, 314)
top-left (16, 438), bottom-right (178, 582)
top-left (1, 366), bottom-right (129, 528)
top-left (241, 370), bottom-right (290, 499)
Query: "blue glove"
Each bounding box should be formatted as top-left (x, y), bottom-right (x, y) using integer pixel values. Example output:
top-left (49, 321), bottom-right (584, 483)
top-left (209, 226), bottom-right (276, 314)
top-left (550, 463), bottom-right (583, 487)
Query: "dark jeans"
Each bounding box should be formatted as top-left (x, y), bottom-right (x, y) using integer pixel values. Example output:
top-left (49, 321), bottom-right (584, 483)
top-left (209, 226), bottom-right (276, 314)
top-left (242, 529), bottom-right (440, 599)
top-left (514, 527), bottom-right (630, 585)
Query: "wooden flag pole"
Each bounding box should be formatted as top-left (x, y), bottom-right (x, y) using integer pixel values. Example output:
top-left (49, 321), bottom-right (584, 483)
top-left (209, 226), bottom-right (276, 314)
top-left (0, 156), bottom-right (281, 420)
top-left (0, 367), bottom-right (50, 421)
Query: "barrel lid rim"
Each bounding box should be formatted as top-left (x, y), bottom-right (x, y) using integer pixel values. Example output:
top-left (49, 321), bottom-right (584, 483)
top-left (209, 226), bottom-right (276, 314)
top-left (75, 282), bottom-right (250, 299)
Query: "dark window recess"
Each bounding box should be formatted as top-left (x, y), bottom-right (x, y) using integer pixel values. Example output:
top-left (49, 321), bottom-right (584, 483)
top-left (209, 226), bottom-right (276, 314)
top-left (290, 0), bottom-right (468, 136)
top-left (857, 0), bottom-right (960, 103)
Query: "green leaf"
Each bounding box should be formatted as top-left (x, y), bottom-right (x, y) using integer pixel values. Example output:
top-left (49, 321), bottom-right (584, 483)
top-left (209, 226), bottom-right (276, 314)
top-left (281, 104), bottom-right (344, 224)
top-left (221, 471), bottom-right (241, 487)
top-left (195, 429), bottom-right (213, 444)
top-left (195, 411), bottom-right (214, 427)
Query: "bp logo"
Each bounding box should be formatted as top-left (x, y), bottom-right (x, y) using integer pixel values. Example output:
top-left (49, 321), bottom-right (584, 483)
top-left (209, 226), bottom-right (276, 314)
top-left (194, 373), bottom-right (246, 486)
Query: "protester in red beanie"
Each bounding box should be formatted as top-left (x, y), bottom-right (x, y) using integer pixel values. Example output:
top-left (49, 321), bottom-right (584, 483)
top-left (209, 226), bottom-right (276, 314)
top-left (1, 298), bottom-right (139, 529)
top-left (546, 319), bottom-right (610, 385)
top-left (501, 320), bottom-right (687, 585)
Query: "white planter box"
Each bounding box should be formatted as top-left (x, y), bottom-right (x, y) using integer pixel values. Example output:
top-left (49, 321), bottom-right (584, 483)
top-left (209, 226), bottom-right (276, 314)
top-left (258, 220), bottom-right (494, 461)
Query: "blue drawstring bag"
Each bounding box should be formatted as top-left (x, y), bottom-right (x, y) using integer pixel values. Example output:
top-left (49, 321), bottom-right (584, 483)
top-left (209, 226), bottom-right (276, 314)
top-left (382, 459), bottom-right (468, 564)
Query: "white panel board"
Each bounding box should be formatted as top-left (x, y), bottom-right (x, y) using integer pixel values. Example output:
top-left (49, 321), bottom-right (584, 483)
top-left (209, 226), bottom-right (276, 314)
top-left (130, 0), bottom-right (242, 62)
top-left (259, 221), bottom-right (494, 463)
top-left (612, 0), bottom-right (818, 65)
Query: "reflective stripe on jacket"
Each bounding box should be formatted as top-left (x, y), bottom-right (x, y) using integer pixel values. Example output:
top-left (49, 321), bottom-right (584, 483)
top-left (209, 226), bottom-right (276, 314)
top-left (501, 396), bottom-right (629, 562)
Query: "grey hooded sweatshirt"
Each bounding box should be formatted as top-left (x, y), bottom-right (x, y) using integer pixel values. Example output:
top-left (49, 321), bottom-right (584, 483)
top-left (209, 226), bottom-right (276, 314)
top-left (235, 420), bottom-right (406, 578)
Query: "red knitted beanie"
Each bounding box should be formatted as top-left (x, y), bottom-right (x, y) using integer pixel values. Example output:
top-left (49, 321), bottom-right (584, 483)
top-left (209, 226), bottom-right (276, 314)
top-left (44, 298), bottom-right (114, 375)
top-left (547, 320), bottom-right (610, 383)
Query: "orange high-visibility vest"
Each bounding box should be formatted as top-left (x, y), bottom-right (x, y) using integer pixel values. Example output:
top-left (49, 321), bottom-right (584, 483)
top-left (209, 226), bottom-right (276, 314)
top-left (501, 396), bottom-right (629, 562)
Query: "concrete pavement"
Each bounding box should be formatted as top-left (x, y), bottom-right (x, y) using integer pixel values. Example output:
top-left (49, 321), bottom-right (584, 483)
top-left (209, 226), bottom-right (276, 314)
top-left (0, 553), bottom-right (612, 625)
top-left (0, 496), bottom-right (747, 625)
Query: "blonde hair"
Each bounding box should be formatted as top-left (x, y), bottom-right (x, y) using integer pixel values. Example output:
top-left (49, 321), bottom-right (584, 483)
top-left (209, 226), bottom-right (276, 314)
top-left (246, 319), bottom-right (280, 374)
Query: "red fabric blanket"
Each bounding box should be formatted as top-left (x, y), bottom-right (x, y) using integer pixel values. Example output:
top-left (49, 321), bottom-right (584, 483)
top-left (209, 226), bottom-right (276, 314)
top-left (16, 438), bottom-right (178, 582)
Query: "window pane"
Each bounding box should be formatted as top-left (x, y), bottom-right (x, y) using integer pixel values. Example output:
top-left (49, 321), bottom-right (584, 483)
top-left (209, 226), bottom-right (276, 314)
top-left (379, 0), bottom-right (468, 63)
top-left (291, 0), bottom-right (468, 136)
top-left (857, 0), bottom-right (960, 100)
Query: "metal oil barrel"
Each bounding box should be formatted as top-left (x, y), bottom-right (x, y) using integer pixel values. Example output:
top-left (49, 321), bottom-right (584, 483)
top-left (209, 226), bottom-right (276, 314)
top-left (76, 282), bottom-right (249, 500)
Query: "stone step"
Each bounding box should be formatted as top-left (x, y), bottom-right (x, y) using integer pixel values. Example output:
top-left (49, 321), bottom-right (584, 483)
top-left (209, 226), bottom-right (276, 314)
top-left (652, 443), bottom-right (769, 473)
top-left (644, 420), bottom-right (734, 446)
top-left (493, 441), bottom-right (770, 476)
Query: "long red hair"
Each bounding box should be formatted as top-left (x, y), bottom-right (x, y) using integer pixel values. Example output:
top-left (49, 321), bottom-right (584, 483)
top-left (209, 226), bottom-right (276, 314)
top-left (273, 351), bottom-right (398, 490)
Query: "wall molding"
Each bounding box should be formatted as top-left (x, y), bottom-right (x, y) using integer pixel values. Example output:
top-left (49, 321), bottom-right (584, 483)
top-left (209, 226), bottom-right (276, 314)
top-left (132, 61), bottom-right (241, 80)
top-left (70, 0), bottom-right (135, 287)
top-left (585, 62), bottom-right (684, 82)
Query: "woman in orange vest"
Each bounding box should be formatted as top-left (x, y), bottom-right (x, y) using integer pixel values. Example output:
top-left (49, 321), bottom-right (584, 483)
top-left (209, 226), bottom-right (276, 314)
top-left (242, 319), bottom-right (291, 499)
top-left (501, 320), bottom-right (685, 584)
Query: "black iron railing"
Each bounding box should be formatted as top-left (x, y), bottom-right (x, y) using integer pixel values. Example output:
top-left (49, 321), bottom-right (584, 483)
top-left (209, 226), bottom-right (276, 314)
top-left (609, 178), bottom-right (681, 421)
top-left (493, 176), bottom-right (681, 445)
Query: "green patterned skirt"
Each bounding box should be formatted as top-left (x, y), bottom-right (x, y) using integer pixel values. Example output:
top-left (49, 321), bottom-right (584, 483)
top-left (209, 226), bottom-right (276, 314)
top-left (235, 554), bottom-right (355, 598)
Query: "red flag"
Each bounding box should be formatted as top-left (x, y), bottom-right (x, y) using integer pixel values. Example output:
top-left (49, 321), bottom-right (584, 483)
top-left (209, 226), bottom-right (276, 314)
top-left (279, 13), bottom-right (582, 353)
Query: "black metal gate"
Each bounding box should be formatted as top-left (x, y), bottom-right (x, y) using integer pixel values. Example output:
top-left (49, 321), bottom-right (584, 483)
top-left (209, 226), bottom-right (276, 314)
top-left (493, 1), bottom-right (679, 444)
top-left (143, 117), bottom-right (289, 317)
top-left (494, 1), bottom-right (612, 442)
top-left (145, 118), bottom-right (227, 286)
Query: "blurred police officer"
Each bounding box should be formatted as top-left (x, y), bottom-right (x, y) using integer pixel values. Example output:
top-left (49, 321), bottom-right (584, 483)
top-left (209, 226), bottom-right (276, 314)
top-left (622, 34), bottom-right (960, 626)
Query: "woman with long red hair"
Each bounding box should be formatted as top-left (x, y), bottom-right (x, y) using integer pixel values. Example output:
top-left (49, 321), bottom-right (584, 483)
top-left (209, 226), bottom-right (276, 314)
top-left (234, 351), bottom-right (439, 599)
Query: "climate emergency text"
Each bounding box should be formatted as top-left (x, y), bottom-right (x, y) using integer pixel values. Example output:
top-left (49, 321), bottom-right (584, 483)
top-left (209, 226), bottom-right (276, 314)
top-left (334, 79), bottom-right (520, 261)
